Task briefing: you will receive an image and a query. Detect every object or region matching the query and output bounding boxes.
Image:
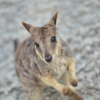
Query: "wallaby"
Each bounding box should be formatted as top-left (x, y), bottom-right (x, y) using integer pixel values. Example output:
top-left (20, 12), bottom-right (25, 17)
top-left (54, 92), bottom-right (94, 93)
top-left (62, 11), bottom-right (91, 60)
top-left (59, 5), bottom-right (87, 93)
top-left (15, 12), bottom-right (83, 100)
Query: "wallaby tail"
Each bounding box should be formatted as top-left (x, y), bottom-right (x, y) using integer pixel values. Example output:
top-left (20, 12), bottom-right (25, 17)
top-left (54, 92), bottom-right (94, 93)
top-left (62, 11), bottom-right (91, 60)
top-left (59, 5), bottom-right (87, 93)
top-left (14, 39), bottom-right (19, 52)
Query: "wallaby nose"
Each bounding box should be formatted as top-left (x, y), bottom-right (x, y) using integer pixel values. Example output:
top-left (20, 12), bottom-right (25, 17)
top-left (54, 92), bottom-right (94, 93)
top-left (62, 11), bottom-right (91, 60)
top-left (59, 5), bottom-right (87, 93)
top-left (45, 56), bottom-right (52, 63)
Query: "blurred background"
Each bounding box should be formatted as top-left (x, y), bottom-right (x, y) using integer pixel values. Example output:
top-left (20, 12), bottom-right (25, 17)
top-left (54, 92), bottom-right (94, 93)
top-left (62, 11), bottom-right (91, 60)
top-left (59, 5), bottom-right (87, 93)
top-left (0, 0), bottom-right (100, 100)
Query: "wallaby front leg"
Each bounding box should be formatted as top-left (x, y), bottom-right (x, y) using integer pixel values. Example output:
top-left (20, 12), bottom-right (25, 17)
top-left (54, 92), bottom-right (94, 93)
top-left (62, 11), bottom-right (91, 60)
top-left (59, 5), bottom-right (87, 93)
top-left (68, 57), bottom-right (78, 87)
top-left (40, 75), bottom-right (83, 100)
top-left (39, 75), bottom-right (70, 95)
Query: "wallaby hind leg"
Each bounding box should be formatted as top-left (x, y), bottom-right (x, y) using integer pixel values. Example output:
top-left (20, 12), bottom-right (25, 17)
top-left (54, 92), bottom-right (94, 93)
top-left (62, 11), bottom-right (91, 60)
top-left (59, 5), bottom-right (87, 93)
top-left (19, 74), bottom-right (43, 100)
top-left (23, 83), bottom-right (43, 100)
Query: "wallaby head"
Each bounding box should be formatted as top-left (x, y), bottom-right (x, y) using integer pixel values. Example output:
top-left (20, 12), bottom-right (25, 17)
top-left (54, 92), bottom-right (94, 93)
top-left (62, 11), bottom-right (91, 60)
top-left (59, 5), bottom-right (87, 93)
top-left (22, 12), bottom-right (62, 63)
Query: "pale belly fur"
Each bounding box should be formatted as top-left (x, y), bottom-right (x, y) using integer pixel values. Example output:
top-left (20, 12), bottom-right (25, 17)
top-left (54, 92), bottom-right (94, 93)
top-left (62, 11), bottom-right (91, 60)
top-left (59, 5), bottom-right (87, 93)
top-left (51, 56), bottom-right (68, 80)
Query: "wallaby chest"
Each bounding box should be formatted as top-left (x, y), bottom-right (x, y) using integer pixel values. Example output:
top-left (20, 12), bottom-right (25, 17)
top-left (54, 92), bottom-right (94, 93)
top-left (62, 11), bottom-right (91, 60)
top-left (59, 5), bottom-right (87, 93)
top-left (50, 55), bottom-right (68, 80)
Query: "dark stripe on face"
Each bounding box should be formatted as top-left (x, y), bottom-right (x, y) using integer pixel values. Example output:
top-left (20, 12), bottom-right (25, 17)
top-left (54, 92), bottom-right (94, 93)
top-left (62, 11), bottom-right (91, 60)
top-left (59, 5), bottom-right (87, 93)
top-left (34, 63), bottom-right (42, 75)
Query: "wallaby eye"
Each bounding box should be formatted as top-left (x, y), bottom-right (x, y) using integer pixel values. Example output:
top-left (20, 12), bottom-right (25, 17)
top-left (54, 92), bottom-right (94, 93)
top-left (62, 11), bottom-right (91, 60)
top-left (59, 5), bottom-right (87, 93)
top-left (51, 36), bottom-right (56, 42)
top-left (34, 42), bottom-right (39, 47)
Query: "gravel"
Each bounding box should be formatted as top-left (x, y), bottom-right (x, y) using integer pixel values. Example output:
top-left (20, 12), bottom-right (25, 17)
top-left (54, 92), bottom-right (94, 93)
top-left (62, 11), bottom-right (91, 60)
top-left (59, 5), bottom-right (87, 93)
top-left (0, 0), bottom-right (100, 100)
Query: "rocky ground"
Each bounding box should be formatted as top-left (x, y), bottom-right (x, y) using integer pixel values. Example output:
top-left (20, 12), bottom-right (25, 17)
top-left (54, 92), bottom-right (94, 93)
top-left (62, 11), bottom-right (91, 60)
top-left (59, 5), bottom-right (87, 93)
top-left (0, 0), bottom-right (100, 100)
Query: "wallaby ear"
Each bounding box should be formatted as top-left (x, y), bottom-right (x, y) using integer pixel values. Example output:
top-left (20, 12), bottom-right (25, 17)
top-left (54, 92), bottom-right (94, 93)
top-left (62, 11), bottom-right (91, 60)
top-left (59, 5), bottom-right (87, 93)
top-left (48, 11), bottom-right (58, 25)
top-left (22, 22), bottom-right (36, 33)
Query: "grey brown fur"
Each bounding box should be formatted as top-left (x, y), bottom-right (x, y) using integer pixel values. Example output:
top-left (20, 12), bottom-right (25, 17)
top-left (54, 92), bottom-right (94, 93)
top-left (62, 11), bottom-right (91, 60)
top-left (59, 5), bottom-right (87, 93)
top-left (15, 12), bottom-right (83, 100)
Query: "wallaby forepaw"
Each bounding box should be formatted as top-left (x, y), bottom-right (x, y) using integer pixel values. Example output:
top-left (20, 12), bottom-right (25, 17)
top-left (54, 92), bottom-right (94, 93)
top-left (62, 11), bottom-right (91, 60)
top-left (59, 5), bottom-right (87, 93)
top-left (74, 95), bottom-right (84, 100)
top-left (70, 79), bottom-right (78, 87)
top-left (71, 91), bottom-right (84, 100)
top-left (62, 88), bottom-right (70, 95)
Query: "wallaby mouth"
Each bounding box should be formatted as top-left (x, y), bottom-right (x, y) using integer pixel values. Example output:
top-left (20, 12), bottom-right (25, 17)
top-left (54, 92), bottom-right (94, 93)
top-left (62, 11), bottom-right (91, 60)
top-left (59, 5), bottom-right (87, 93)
top-left (45, 56), bottom-right (52, 63)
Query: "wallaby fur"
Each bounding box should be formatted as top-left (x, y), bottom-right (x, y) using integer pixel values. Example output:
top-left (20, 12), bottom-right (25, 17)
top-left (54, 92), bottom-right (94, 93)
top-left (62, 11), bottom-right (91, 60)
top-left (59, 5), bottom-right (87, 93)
top-left (15, 12), bottom-right (83, 100)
